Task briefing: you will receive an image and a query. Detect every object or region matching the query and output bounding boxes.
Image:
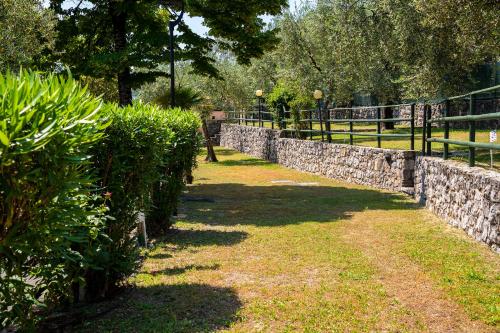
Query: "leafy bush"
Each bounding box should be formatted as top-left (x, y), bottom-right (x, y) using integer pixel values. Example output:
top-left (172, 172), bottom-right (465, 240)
top-left (267, 81), bottom-right (314, 135)
top-left (0, 71), bottom-right (109, 329)
top-left (89, 104), bottom-right (201, 297)
top-left (147, 109), bottom-right (202, 235)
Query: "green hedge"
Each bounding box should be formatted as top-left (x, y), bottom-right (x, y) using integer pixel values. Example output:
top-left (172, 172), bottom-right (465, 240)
top-left (88, 104), bottom-right (201, 299)
top-left (0, 71), bottom-right (109, 329)
top-left (0, 71), bottom-right (202, 330)
top-left (148, 109), bottom-right (202, 235)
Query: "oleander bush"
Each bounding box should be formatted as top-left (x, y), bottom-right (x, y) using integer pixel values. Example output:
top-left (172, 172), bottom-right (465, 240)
top-left (0, 71), bottom-right (110, 329)
top-left (0, 71), bottom-right (201, 330)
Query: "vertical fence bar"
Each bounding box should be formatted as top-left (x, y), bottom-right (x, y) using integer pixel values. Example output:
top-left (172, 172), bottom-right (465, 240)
top-left (326, 109), bottom-right (332, 143)
top-left (318, 101), bottom-right (324, 142)
top-left (376, 107), bottom-right (382, 148)
top-left (309, 109), bottom-right (313, 140)
top-left (258, 98), bottom-right (262, 127)
top-left (426, 104), bottom-right (432, 156)
top-left (443, 99), bottom-right (450, 159)
top-left (245, 110), bottom-right (248, 126)
top-left (410, 103), bottom-right (415, 150)
top-left (422, 104), bottom-right (427, 155)
top-left (238, 110), bottom-right (241, 125)
top-left (282, 106), bottom-right (287, 130)
top-left (271, 108), bottom-right (274, 129)
top-left (469, 94), bottom-right (476, 167)
top-left (349, 109), bottom-right (354, 145)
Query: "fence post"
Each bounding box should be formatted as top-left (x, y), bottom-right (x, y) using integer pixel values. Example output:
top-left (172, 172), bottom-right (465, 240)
top-left (309, 109), bottom-right (313, 140)
top-left (444, 99), bottom-right (450, 159)
top-left (426, 104), bottom-right (432, 156)
top-left (282, 105), bottom-right (287, 130)
top-left (469, 94), bottom-right (476, 167)
top-left (377, 107), bottom-right (382, 148)
top-left (318, 101), bottom-right (324, 142)
top-left (326, 109), bottom-right (332, 143)
top-left (410, 103), bottom-right (415, 150)
top-left (271, 107), bottom-right (274, 129)
top-left (422, 104), bottom-right (427, 155)
top-left (349, 109), bottom-right (354, 145)
top-left (258, 98), bottom-right (262, 127)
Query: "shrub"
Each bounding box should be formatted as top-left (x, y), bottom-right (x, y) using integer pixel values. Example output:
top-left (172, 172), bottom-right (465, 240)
top-left (89, 104), bottom-right (201, 297)
top-left (0, 71), bottom-right (109, 329)
top-left (267, 81), bottom-right (314, 136)
top-left (147, 108), bottom-right (202, 235)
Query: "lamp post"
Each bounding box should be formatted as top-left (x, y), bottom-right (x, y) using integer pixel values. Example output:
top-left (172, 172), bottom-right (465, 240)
top-left (256, 90), bottom-right (263, 127)
top-left (314, 90), bottom-right (324, 142)
top-left (167, 1), bottom-right (184, 107)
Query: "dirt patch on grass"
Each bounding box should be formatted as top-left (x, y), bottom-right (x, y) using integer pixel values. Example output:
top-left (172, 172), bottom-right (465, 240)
top-left (343, 211), bottom-right (496, 332)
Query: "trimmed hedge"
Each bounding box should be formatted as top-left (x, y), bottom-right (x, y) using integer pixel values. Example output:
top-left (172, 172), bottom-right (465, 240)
top-left (0, 71), bottom-right (202, 330)
top-left (88, 104), bottom-right (201, 299)
top-left (148, 109), bottom-right (202, 235)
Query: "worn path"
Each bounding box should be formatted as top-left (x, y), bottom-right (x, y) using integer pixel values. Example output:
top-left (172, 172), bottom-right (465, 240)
top-left (81, 148), bottom-right (499, 333)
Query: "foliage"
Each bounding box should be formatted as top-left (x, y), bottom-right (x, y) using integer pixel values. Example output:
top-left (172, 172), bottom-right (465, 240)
top-left (266, 81), bottom-right (314, 130)
top-left (89, 104), bottom-right (201, 295)
top-left (0, 71), bottom-right (109, 329)
top-left (48, 0), bottom-right (288, 105)
top-left (147, 108), bottom-right (202, 235)
top-left (0, 0), bottom-right (56, 72)
top-left (204, 0), bottom-right (499, 109)
top-left (138, 79), bottom-right (204, 110)
top-left (80, 76), bottom-right (120, 104)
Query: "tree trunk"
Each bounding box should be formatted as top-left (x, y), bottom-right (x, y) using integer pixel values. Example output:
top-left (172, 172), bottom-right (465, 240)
top-left (110, 1), bottom-right (132, 106)
top-left (202, 119), bottom-right (218, 162)
top-left (383, 102), bottom-right (395, 130)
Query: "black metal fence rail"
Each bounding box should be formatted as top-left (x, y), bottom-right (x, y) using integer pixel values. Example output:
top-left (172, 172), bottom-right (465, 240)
top-left (225, 85), bottom-right (500, 167)
top-left (227, 103), bottom-right (417, 149)
top-left (424, 84), bottom-right (500, 166)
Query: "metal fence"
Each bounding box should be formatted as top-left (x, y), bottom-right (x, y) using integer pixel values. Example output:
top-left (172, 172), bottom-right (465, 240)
top-left (424, 85), bottom-right (500, 166)
top-left (226, 84), bottom-right (500, 167)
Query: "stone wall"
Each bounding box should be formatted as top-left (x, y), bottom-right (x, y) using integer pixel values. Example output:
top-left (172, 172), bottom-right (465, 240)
top-left (415, 157), bottom-right (500, 251)
top-left (221, 123), bottom-right (500, 251)
top-left (221, 123), bottom-right (415, 192)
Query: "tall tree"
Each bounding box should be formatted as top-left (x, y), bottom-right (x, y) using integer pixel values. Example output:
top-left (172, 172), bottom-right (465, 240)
top-left (49, 0), bottom-right (288, 106)
top-left (0, 0), bottom-right (56, 72)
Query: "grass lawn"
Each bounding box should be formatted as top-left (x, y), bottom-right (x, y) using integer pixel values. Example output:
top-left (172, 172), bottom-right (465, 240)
top-left (78, 147), bottom-right (500, 332)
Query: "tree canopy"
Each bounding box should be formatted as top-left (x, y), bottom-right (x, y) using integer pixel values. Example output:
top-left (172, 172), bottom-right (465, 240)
top-left (0, 0), bottom-right (56, 72)
top-left (184, 0), bottom-right (498, 109)
top-left (48, 0), bottom-right (288, 105)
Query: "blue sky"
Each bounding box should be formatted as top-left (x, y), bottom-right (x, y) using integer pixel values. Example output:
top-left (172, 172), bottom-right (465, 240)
top-left (185, 0), bottom-right (302, 36)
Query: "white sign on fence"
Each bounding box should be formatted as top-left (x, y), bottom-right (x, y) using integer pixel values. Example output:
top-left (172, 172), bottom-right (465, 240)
top-left (490, 130), bottom-right (497, 143)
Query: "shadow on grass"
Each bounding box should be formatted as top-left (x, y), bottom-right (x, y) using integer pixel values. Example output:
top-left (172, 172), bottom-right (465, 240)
top-left (77, 283), bottom-right (241, 333)
top-left (163, 229), bottom-right (248, 248)
top-left (149, 264), bottom-right (220, 276)
top-left (218, 158), bottom-right (272, 167)
top-left (181, 182), bottom-right (419, 227)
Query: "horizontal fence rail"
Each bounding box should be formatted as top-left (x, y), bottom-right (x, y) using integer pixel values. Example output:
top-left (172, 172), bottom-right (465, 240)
top-left (424, 84), bottom-right (500, 166)
top-left (225, 84), bottom-right (500, 168)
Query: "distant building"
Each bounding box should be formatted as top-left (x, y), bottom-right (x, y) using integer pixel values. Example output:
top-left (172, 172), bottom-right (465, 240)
top-left (210, 110), bottom-right (226, 121)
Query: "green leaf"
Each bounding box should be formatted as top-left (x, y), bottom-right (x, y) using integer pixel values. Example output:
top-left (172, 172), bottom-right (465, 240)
top-left (0, 130), bottom-right (9, 146)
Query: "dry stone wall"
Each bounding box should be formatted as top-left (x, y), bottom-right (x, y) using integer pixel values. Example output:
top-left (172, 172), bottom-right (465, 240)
top-left (221, 124), bottom-right (415, 192)
top-left (220, 123), bottom-right (500, 251)
top-left (415, 157), bottom-right (500, 251)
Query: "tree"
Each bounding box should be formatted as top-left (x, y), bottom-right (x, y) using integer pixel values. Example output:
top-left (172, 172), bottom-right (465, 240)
top-left (0, 0), bottom-right (56, 72)
top-left (49, 0), bottom-right (288, 106)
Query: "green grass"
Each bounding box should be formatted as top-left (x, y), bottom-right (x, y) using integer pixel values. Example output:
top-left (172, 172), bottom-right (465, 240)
top-left (78, 148), bottom-right (499, 332)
